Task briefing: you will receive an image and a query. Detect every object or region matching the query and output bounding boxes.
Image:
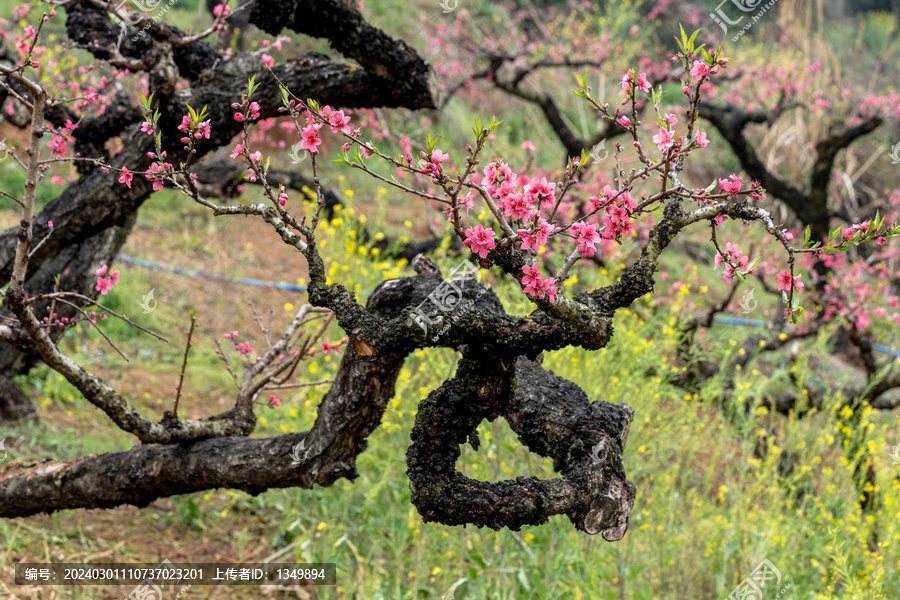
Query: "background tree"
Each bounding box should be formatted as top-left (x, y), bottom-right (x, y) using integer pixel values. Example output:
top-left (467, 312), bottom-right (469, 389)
top-left (0, 0), bottom-right (433, 422)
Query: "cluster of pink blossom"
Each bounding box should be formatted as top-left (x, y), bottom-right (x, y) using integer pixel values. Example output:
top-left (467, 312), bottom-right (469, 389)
top-left (87, 310), bottom-right (108, 328)
top-left (232, 99), bottom-right (261, 122)
top-left (718, 174), bottom-right (743, 197)
top-left (176, 114), bottom-right (211, 145)
top-left (221, 330), bottom-right (254, 356)
top-left (571, 222), bottom-right (602, 257)
top-left (418, 149), bottom-right (449, 182)
top-left (482, 160), bottom-right (519, 201)
top-left (13, 20), bottom-right (48, 64)
top-left (521, 263), bottom-right (557, 303)
top-left (118, 167), bottom-right (134, 188)
top-left (589, 185), bottom-right (638, 242)
top-left (246, 150), bottom-right (263, 182)
top-left (618, 70), bottom-right (652, 104)
top-left (463, 224), bottom-right (495, 259)
top-left (713, 242), bottom-right (752, 285)
top-left (41, 312), bottom-right (79, 330)
top-left (110, 145), bottom-right (173, 191)
top-left (321, 106), bottom-right (352, 135)
top-left (652, 126), bottom-right (677, 152)
top-left (774, 269), bottom-right (803, 292)
top-left (307, 337), bottom-right (349, 356)
top-left (46, 119), bottom-right (77, 158)
top-left (94, 264), bottom-right (120, 295)
top-left (145, 158), bottom-right (173, 191)
top-left (518, 218), bottom-right (553, 252)
top-left (478, 161), bottom-right (559, 232)
top-left (300, 111), bottom-right (323, 154)
top-left (523, 177), bottom-right (556, 209)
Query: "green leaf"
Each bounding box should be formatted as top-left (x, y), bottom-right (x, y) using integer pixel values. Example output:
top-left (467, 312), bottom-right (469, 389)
top-left (745, 255), bottom-right (761, 273)
top-left (425, 131), bottom-right (440, 153)
top-left (688, 28), bottom-right (700, 48)
top-left (138, 92), bottom-right (153, 110)
top-left (574, 72), bottom-right (585, 90)
top-left (467, 553), bottom-right (489, 568)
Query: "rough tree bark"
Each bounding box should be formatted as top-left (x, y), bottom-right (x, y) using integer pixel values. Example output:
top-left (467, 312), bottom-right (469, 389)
top-left (0, 258), bottom-right (635, 540)
top-left (0, 0), bottom-right (434, 418)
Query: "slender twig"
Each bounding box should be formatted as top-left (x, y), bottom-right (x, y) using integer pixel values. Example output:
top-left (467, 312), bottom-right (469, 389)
top-left (173, 313), bottom-right (197, 421)
top-left (266, 379), bottom-right (334, 390)
top-left (26, 291), bottom-right (168, 341)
